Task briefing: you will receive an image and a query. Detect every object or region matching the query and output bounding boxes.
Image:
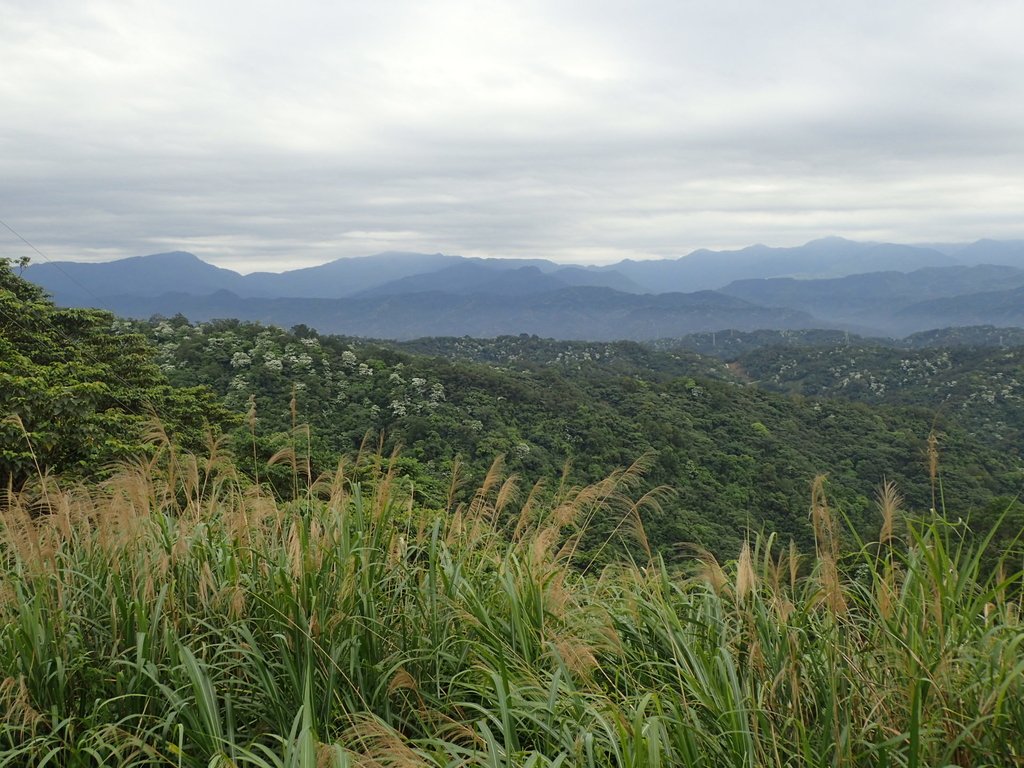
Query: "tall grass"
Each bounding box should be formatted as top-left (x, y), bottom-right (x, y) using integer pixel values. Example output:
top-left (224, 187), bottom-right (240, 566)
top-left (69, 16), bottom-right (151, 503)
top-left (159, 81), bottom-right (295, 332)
top-left (0, 441), bottom-right (1022, 766)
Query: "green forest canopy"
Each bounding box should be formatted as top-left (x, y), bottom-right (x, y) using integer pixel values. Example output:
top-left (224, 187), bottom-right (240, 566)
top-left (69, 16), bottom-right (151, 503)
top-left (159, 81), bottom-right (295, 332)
top-left (0, 257), bottom-right (232, 487)
top-left (3, 257), bottom-right (1023, 562)
top-left (133, 317), bottom-right (1024, 561)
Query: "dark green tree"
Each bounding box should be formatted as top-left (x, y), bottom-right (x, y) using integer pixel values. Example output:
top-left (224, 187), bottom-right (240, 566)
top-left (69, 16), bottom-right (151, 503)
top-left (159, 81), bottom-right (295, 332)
top-left (0, 258), bottom-right (234, 487)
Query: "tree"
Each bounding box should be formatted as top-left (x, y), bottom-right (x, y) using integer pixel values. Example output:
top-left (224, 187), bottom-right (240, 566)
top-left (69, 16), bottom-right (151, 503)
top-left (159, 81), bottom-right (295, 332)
top-left (0, 258), bottom-right (234, 487)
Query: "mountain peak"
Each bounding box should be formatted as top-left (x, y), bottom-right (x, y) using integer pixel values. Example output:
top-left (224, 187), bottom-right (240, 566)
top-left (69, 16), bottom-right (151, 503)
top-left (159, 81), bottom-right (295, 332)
top-left (806, 236), bottom-right (856, 245)
top-left (129, 250), bottom-right (205, 265)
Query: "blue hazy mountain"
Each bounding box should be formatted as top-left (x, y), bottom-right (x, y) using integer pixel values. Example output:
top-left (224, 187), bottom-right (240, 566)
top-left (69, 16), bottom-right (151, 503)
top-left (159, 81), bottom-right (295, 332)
top-left (937, 239), bottom-right (1024, 269)
top-left (87, 287), bottom-right (822, 341)
top-left (23, 251), bottom-right (245, 303)
top-left (238, 252), bottom-right (463, 297)
top-left (25, 250), bottom-right (621, 302)
top-left (719, 264), bottom-right (1024, 331)
top-left (25, 250), bottom-right (468, 303)
top-left (20, 237), bottom-right (1024, 339)
top-left (603, 237), bottom-right (960, 293)
top-left (895, 285), bottom-right (1024, 332)
top-left (356, 262), bottom-right (645, 297)
top-left (26, 237), bottom-right (1024, 303)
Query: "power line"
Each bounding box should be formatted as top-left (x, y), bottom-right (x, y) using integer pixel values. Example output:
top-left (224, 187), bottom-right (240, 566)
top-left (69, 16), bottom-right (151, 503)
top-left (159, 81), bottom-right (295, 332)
top-left (0, 222), bottom-right (156, 418)
top-left (0, 217), bottom-right (109, 306)
top-left (0, 218), bottom-right (53, 262)
top-left (0, 221), bottom-right (225, 475)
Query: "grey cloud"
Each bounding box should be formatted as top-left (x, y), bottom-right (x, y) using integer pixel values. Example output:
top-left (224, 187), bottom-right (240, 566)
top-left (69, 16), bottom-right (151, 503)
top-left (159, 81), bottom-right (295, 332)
top-left (2, 0), bottom-right (1024, 270)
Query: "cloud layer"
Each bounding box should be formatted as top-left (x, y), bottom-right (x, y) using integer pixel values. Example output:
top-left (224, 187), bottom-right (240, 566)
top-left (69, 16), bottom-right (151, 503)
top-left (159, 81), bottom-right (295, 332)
top-left (3, 0), bottom-right (1024, 270)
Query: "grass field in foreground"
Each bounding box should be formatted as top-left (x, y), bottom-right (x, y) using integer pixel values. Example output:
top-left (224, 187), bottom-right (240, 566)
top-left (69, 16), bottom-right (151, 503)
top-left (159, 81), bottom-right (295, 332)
top-left (1, 444), bottom-right (1022, 767)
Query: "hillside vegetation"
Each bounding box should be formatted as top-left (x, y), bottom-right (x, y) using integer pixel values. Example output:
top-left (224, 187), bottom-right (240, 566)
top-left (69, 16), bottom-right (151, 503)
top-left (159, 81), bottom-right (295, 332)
top-left (2, 446), bottom-right (1023, 766)
top-left (4, 254), bottom-right (1022, 560)
top-left (4, 256), bottom-right (1024, 764)
top-left (0, 258), bottom-right (232, 489)
top-left (733, 344), bottom-right (1024, 453)
top-left (128, 319), bottom-right (1024, 562)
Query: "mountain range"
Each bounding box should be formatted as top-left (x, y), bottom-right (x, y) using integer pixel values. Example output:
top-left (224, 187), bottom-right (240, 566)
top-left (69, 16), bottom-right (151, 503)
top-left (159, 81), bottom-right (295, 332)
top-left (22, 237), bottom-right (1024, 339)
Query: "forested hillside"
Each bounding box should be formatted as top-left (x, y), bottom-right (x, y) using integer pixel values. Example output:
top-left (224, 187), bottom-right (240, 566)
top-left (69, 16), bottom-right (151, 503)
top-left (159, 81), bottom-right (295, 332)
top-left (4, 258), bottom-right (1024, 765)
top-left (133, 318), bottom-right (1023, 561)
top-left (659, 328), bottom-right (1024, 462)
top-left (730, 343), bottom-right (1024, 456)
top-left (4, 254), bottom-right (1021, 561)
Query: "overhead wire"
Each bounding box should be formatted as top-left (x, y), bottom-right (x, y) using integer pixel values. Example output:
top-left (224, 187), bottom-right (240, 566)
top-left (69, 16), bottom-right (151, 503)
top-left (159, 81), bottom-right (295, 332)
top-left (0, 221), bottom-right (159, 419)
top-left (0, 217), bottom-right (111, 307)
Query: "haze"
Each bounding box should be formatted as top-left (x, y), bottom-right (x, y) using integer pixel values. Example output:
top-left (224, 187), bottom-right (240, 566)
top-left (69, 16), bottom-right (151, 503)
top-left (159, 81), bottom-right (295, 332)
top-left (3, 0), bottom-right (1024, 271)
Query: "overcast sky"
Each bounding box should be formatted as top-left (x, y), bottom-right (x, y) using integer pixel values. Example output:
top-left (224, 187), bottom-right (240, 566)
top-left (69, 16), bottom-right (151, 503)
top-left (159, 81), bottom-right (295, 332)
top-left (2, 0), bottom-right (1024, 271)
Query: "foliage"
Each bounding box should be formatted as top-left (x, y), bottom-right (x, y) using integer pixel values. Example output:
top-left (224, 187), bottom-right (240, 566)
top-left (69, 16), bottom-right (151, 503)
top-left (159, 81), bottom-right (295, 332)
top-left (652, 328), bottom-right (881, 359)
top-left (654, 325), bottom-right (1024, 359)
top-left (901, 325), bottom-right (1024, 348)
top-left (0, 259), bottom-right (235, 487)
top-left (134, 319), bottom-right (1023, 561)
top-left (395, 334), bottom-right (731, 381)
top-left (1, 450), bottom-right (1022, 766)
top-left (735, 342), bottom-right (1024, 456)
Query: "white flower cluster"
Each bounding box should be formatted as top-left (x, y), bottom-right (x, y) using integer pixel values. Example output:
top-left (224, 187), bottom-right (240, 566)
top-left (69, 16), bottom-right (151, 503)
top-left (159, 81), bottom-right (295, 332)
top-left (153, 321), bottom-right (175, 339)
top-left (283, 352), bottom-right (313, 369)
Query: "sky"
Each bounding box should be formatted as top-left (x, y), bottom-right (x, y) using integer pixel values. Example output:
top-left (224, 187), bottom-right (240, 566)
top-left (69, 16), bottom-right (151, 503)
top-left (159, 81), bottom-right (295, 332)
top-left (2, 0), bottom-right (1024, 272)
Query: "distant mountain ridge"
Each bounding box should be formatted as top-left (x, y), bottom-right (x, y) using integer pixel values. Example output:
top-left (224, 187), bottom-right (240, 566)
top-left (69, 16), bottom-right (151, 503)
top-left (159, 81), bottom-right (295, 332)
top-left (601, 237), bottom-right (961, 293)
top-left (20, 236), bottom-right (1024, 339)
top-left (719, 264), bottom-right (1024, 335)
top-left (92, 286), bottom-right (820, 341)
top-left (355, 262), bottom-right (646, 297)
top-left (28, 236), bottom-right (1024, 301)
top-left (23, 251), bottom-right (244, 300)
